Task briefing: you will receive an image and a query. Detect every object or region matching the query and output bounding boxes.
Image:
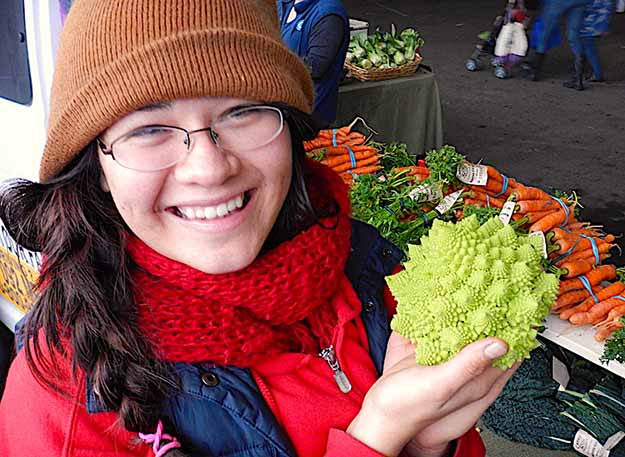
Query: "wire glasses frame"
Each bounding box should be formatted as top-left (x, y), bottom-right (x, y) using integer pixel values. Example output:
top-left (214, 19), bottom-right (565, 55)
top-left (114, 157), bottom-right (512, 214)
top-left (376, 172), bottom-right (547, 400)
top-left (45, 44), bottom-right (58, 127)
top-left (96, 105), bottom-right (285, 172)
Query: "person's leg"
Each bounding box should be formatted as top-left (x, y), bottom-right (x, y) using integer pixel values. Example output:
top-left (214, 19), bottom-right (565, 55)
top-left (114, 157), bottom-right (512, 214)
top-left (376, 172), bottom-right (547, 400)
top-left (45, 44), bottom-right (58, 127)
top-left (522, 0), bottom-right (564, 80)
top-left (565, 3), bottom-right (586, 57)
top-left (563, 3), bottom-right (586, 90)
top-left (582, 36), bottom-right (604, 80)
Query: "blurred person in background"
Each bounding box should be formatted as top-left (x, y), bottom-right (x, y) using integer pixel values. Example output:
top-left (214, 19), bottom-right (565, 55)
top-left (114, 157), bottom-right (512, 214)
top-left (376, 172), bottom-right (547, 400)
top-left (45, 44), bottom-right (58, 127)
top-left (578, 0), bottom-right (615, 84)
top-left (278, 0), bottom-right (350, 127)
top-left (522, 0), bottom-right (591, 89)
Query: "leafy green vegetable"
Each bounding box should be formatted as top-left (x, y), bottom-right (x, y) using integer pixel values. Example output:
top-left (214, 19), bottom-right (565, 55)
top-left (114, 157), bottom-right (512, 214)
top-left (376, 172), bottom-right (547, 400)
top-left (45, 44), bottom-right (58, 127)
top-left (424, 145), bottom-right (465, 190)
top-left (463, 204), bottom-right (501, 224)
top-left (375, 141), bottom-right (416, 170)
top-left (387, 215), bottom-right (559, 369)
top-left (349, 172), bottom-right (433, 252)
top-left (348, 25), bottom-right (424, 70)
top-left (600, 318), bottom-right (625, 364)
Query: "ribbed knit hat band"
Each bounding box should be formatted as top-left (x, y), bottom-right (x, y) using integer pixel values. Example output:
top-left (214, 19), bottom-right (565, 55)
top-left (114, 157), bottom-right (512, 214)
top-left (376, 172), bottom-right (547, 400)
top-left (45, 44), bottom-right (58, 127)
top-left (40, 0), bottom-right (314, 181)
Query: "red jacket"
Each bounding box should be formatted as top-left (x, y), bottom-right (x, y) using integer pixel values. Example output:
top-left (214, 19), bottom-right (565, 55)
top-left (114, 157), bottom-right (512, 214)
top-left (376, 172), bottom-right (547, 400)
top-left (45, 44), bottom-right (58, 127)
top-left (0, 285), bottom-right (485, 456)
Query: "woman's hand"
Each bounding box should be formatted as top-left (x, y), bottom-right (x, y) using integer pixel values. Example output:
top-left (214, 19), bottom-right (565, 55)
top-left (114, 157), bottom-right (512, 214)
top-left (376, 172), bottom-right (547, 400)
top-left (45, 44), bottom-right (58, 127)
top-left (347, 331), bottom-right (518, 457)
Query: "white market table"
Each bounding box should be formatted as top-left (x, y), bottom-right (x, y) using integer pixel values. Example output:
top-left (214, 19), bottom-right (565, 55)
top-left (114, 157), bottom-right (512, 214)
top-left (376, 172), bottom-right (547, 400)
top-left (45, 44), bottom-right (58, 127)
top-left (541, 313), bottom-right (625, 379)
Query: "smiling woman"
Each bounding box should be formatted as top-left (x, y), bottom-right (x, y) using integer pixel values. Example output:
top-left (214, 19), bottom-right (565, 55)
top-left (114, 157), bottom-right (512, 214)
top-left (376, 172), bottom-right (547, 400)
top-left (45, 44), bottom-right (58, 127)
top-left (0, 1), bottom-right (512, 457)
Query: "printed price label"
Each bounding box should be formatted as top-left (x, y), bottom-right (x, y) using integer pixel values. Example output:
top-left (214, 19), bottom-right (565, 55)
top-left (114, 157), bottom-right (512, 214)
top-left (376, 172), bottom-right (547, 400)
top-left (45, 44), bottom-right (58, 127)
top-left (409, 184), bottom-right (442, 202)
top-left (498, 201), bottom-right (516, 225)
top-left (435, 190), bottom-right (463, 215)
top-left (604, 432), bottom-right (625, 451)
top-left (456, 164), bottom-right (488, 186)
top-left (551, 356), bottom-right (570, 389)
top-left (573, 430), bottom-right (611, 457)
top-left (529, 231), bottom-right (549, 258)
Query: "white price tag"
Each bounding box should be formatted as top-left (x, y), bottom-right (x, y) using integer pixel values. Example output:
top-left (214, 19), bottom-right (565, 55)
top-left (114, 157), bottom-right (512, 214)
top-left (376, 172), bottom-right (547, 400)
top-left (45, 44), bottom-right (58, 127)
top-left (529, 231), bottom-right (549, 258)
top-left (409, 184), bottom-right (442, 202)
top-left (573, 430), bottom-right (611, 457)
top-left (456, 164), bottom-right (488, 186)
top-left (435, 190), bottom-right (463, 215)
top-left (498, 201), bottom-right (516, 225)
top-left (551, 356), bottom-right (570, 389)
top-left (604, 432), bottom-right (625, 451)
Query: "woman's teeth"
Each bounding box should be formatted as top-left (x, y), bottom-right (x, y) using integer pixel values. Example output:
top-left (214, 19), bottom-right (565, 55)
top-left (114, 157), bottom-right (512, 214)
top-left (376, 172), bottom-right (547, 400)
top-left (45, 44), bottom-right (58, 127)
top-left (178, 194), bottom-right (244, 220)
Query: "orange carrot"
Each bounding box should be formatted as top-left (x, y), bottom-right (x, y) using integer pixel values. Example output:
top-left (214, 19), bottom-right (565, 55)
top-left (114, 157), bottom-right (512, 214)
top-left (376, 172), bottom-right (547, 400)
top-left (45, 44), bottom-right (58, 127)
top-left (549, 227), bottom-right (580, 242)
top-left (583, 264), bottom-right (617, 285)
top-left (516, 199), bottom-right (558, 213)
top-left (468, 191), bottom-right (506, 209)
top-left (570, 296), bottom-right (625, 325)
top-left (304, 138), bottom-right (335, 151)
top-left (565, 222), bottom-right (590, 231)
top-left (560, 281), bottom-right (625, 319)
top-left (511, 185), bottom-right (551, 201)
top-left (312, 145), bottom-right (376, 156)
top-left (595, 304), bottom-right (625, 327)
top-left (559, 259), bottom-right (594, 279)
top-left (393, 166), bottom-right (430, 177)
top-left (594, 321), bottom-right (624, 342)
top-left (557, 265), bottom-right (617, 294)
top-left (482, 179), bottom-right (506, 195)
top-left (332, 155), bottom-right (380, 173)
top-left (320, 150), bottom-right (377, 168)
top-left (557, 251), bottom-right (611, 267)
top-left (529, 210), bottom-right (568, 234)
top-left (522, 210), bottom-right (559, 224)
top-left (552, 234), bottom-right (615, 255)
top-left (553, 287), bottom-right (603, 311)
top-left (560, 244), bottom-right (615, 262)
top-left (485, 165), bottom-right (504, 183)
top-left (326, 145), bottom-right (378, 156)
top-left (347, 165), bottom-right (383, 176)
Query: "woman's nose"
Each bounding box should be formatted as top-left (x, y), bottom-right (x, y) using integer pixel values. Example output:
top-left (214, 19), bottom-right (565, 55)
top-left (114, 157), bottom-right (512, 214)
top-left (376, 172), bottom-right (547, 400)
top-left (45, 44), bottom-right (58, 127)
top-left (172, 131), bottom-right (240, 185)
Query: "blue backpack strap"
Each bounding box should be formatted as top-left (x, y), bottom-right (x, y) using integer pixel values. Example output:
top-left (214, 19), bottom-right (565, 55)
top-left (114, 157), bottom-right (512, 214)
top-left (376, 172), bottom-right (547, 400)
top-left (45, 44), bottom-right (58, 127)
top-left (345, 220), bottom-right (404, 375)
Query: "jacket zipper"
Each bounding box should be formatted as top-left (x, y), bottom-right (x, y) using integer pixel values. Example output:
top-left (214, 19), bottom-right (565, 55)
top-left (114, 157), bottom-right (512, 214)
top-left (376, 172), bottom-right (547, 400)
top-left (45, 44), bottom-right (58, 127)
top-left (319, 345), bottom-right (352, 394)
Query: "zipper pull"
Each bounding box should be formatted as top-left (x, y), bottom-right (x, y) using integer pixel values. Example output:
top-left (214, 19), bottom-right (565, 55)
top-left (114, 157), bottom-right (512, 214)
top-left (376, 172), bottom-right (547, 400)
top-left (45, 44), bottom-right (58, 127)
top-left (319, 345), bottom-right (352, 394)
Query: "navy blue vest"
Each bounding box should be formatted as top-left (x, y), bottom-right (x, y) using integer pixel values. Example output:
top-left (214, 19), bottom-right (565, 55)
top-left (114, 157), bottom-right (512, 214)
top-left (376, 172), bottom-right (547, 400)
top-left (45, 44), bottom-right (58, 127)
top-left (16, 220), bottom-right (403, 457)
top-left (278, 0), bottom-right (349, 126)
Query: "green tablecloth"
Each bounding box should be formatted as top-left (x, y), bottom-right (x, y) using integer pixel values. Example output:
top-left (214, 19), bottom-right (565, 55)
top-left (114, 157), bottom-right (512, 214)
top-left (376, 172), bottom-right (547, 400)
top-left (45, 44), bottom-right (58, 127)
top-left (336, 67), bottom-right (443, 156)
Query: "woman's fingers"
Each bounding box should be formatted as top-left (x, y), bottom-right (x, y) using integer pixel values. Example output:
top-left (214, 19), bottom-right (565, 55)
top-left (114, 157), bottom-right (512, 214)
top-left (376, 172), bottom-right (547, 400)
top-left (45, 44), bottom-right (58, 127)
top-left (411, 364), bottom-right (519, 449)
top-left (383, 331), bottom-right (417, 372)
top-left (424, 337), bottom-right (509, 405)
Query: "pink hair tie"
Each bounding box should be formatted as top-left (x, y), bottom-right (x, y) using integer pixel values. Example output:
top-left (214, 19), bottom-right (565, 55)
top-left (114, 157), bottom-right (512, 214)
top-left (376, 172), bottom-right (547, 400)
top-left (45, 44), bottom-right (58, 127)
top-left (138, 420), bottom-right (182, 457)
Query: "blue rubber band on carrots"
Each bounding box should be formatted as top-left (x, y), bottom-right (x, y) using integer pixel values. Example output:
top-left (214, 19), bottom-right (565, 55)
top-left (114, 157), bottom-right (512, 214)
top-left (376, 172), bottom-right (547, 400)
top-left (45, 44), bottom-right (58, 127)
top-left (494, 175), bottom-right (509, 198)
top-left (578, 275), bottom-right (600, 303)
top-left (552, 197), bottom-right (570, 227)
top-left (579, 234), bottom-right (600, 265)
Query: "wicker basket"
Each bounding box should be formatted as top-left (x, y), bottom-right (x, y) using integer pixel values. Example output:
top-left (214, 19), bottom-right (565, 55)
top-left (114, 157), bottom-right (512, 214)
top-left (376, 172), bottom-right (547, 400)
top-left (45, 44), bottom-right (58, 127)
top-left (345, 53), bottom-right (423, 82)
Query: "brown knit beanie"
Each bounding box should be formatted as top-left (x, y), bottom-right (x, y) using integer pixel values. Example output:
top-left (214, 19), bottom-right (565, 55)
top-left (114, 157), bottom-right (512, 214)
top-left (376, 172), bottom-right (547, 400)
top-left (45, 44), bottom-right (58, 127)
top-left (40, 0), bottom-right (314, 182)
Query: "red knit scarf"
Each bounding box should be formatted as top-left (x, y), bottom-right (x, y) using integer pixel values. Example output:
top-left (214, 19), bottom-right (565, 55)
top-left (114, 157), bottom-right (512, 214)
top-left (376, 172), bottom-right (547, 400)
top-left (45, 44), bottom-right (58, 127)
top-left (128, 161), bottom-right (355, 366)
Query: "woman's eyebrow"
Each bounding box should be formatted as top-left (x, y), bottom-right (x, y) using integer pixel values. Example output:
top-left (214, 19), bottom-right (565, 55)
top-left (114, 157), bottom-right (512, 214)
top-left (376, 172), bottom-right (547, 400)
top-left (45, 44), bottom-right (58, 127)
top-left (136, 101), bottom-right (173, 112)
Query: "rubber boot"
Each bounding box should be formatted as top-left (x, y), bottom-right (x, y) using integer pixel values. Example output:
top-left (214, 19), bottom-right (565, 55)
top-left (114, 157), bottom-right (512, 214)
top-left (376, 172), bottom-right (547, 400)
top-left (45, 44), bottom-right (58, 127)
top-left (563, 56), bottom-right (584, 90)
top-left (521, 52), bottom-right (545, 81)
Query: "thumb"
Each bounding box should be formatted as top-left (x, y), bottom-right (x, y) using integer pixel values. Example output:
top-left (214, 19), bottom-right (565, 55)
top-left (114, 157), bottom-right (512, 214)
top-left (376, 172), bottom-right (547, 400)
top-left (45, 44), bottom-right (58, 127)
top-left (432, 338), bottom-right (509, 393)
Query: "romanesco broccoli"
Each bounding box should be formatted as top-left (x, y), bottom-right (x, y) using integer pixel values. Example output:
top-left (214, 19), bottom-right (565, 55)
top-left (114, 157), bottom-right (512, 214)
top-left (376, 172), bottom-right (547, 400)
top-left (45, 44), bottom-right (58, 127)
top-left (387, 215), bottom-right (559, 369)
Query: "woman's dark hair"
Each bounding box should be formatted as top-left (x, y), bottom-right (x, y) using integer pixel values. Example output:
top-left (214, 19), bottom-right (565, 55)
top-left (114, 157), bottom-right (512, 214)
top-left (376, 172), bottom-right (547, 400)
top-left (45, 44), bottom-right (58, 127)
top-left (0, 105), bottom-right (326, 454)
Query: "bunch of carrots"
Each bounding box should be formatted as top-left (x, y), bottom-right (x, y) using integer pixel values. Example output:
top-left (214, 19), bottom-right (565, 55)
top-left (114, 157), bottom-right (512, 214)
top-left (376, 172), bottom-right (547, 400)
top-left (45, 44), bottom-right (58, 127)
top-left (304, 119), bottom-right (382, 184)
top-left (462, 163), bottom-right (624, 342)
top-left (552, 265), bottom-right (625, 342)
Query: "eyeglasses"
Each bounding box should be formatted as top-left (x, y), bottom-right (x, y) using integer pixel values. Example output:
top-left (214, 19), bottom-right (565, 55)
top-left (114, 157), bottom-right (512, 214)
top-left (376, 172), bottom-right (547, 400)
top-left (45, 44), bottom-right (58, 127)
top-left (97, 105), bottom-right (284, 172)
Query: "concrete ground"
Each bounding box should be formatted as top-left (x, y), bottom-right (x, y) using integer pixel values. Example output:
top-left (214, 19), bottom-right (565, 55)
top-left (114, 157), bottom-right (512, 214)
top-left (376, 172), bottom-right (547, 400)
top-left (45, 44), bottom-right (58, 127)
top-left (342, 1), bottom-right (625, 456)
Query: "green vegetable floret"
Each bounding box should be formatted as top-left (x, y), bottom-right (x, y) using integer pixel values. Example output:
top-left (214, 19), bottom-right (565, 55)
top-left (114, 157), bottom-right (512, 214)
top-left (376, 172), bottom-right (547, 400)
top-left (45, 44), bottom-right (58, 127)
top-left (387, 215), bottom-right (559, 369)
